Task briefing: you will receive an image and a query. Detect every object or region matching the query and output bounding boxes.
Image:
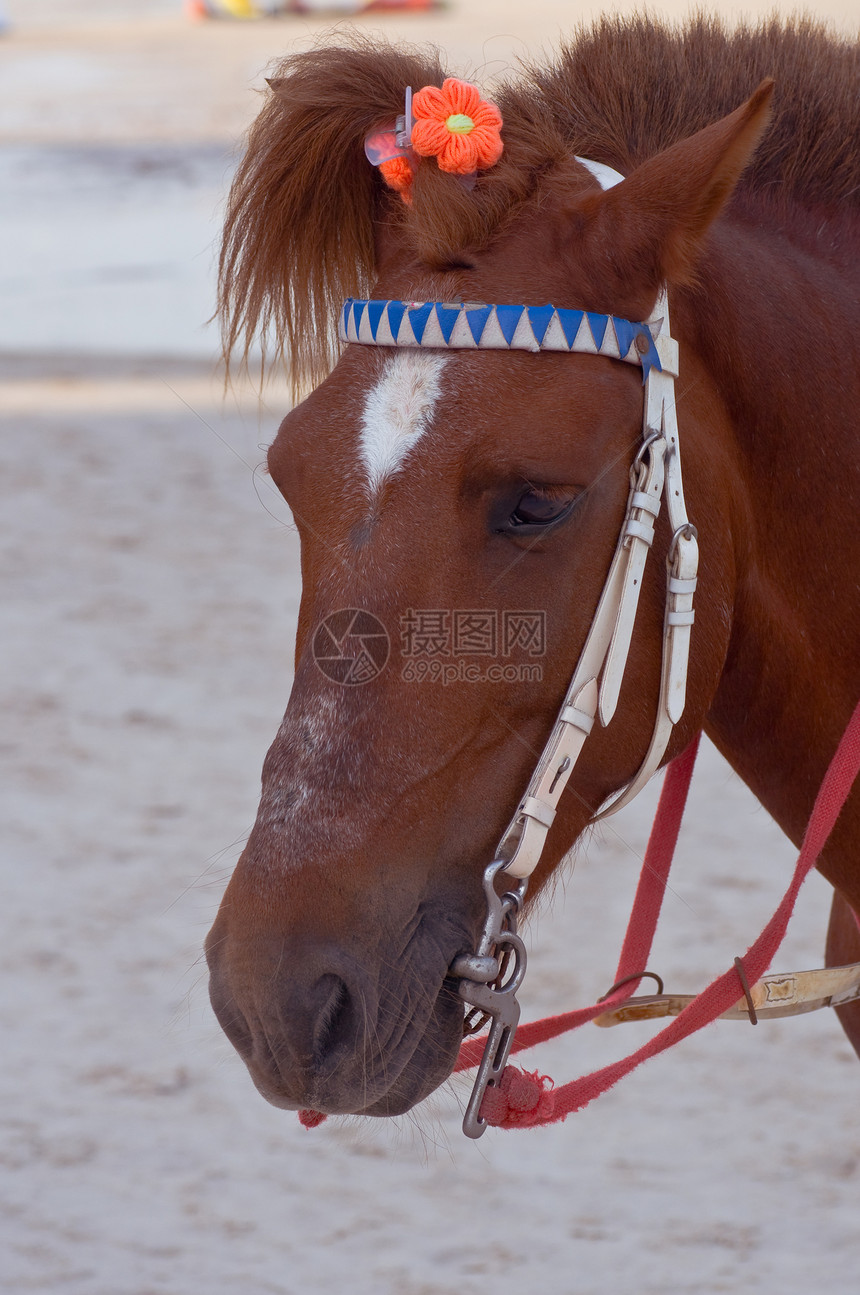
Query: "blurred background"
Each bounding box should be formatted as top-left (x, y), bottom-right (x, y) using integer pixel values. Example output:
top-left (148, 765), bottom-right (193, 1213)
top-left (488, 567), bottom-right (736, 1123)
top-left (2, 3), bottom-right (859, 1293)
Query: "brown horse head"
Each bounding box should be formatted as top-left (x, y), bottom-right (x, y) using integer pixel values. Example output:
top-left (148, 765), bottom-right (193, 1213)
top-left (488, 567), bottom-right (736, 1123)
top-left (206, 21), bottom-right (859, 1118)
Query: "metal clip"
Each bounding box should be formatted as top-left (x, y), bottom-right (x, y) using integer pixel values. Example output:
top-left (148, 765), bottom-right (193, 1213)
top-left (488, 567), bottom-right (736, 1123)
top-left (449, 859), bottom-right (528, 1139)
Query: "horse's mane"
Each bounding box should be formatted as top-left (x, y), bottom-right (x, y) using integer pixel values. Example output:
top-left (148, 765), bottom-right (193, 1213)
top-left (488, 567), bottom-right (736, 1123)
top-left (219, 14), bottom-right (860, 391)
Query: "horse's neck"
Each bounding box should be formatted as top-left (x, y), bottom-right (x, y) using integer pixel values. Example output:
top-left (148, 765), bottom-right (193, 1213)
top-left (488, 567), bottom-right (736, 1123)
top-left (698, 213), bottom-right (860, 874)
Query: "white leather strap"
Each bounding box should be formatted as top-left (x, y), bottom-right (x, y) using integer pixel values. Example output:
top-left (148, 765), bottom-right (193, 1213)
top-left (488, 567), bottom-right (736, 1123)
top-left (623, 516), bottom-right (657, 545)
top-left (630, 490), bottom-right (661, 515)
top-left (599, 440), bottom-right (666, 725)
top-left (520, 796), bottom-right (557, 829)
top-left (499, 678), bottom-right (599, 877)
top-left (498, 286), bottom-right (698, 871)
top-left (560, 704), bottom-right (595, 733)
top-left (596, 300), bottom-right (698, 818)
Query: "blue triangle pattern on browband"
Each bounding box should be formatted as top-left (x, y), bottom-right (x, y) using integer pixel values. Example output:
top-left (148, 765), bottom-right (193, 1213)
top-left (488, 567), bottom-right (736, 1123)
top-left (436, 304), bottom-right (460, 344)
top-left (612, 315), bottom-right (636, 361)
top-left (495, 304), bottom-right (523, 345)
top-left (586, 312), bottom-right (608, 349)
top-left (465, 305), bottom-right (493, 344)
top-left (558, 308), bottom-right (583, 348)
top-left (406, 302), bottom-right (433, 344)
top-left (612, 317), bottom-right (662, 382)
top-left (385, 300), bottom-right (406, 341)
top-left (527, 305), bottom-right (555, 346)
top-left (339, 299), bottom-right (664, 381)
top-left (366, 300), bottom-right (386, 340)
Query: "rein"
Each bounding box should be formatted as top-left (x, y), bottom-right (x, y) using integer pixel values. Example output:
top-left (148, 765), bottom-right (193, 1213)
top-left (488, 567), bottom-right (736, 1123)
top-left (451, 712), bottom-right (860, 1130)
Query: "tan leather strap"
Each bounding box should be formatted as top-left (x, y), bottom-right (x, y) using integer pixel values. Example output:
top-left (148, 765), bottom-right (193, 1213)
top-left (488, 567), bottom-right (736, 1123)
top-left (593, 961), bottom-right (860, 1027)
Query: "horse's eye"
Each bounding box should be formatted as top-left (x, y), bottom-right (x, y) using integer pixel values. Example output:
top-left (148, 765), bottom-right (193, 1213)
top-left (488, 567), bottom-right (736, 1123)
top-left (510, 489), bottom-right (578, 529)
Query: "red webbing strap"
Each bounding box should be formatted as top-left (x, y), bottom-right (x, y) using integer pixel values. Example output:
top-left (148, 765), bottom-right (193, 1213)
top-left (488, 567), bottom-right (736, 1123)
top-left (474, 699), bottom-right (860, 1129)
top-left (454, 733), bottom-right (701, 1074)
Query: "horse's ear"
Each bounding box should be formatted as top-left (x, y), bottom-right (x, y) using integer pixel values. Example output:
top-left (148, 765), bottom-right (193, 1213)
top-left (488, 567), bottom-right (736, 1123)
top-left (583, 80), bottom-right (774, 290)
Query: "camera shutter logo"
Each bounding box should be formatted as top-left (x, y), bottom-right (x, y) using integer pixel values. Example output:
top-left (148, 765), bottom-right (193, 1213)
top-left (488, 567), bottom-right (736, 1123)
top-left (312, 609), bottom-right (390, 685)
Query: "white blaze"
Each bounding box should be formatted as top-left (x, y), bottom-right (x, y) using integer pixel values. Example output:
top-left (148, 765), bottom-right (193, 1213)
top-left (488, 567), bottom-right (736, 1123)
top-left (359, 351), bottom-right (447, 492)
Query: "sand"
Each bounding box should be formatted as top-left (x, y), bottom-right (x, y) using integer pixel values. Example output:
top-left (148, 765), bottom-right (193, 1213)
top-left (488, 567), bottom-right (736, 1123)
top-left (2, 4), bottom-right (858, 1292)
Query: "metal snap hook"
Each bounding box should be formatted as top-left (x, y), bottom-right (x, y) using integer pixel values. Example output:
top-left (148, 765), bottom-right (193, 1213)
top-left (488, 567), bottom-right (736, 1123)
top-left (453, 858), bottom-right (531, 1138)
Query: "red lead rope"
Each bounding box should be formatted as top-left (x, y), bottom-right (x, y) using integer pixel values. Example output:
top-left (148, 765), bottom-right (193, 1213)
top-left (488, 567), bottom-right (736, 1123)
top-left (454, 701), bottom-right (860, 1129)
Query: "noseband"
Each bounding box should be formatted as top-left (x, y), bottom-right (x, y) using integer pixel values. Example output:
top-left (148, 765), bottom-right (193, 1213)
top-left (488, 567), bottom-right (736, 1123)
top-left (339, 163), bottom-right (699, 1135)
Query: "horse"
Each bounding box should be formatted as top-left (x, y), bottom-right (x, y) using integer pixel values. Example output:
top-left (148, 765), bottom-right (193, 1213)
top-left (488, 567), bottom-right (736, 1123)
top-left (205, 15), bottom-right (860, 1123)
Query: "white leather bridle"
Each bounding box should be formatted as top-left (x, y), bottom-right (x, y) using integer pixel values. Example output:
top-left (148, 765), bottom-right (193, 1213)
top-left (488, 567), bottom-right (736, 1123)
top-left (340, 162), bottom-right (698, 881)
top-left (496, 276), bottom-right (698, 877)
top-left (339, 159), bottom-right (699, 1134)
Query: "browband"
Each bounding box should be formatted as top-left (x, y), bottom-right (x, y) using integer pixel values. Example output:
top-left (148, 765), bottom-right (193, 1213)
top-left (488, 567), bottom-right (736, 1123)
top-left (339, 298), bottom-right (677, 382)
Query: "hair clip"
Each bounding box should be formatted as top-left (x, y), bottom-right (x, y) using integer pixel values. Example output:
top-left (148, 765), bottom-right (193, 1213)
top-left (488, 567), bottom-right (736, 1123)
top-left (395, 86), bottom-right (414, 149)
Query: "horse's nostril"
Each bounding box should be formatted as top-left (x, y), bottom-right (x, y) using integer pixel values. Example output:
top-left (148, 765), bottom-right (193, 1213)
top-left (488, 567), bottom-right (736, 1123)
top-left (310, 973), bottom-right (352, 1063)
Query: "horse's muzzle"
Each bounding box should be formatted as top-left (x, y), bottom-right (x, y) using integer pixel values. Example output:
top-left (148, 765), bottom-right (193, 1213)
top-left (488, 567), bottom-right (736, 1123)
top-left (205, 927), bottom-right (465, 1116)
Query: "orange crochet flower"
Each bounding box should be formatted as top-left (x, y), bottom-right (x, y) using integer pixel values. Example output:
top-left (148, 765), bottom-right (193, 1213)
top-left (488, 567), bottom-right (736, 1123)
top-left (411, 78), bottom-right (503, 175)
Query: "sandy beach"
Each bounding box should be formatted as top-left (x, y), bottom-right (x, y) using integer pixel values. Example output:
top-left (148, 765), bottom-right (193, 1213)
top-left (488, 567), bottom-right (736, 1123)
top-left (2, 3), bottom-right (859, 1292)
